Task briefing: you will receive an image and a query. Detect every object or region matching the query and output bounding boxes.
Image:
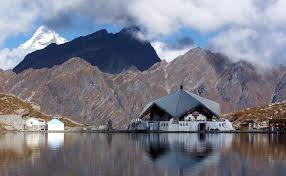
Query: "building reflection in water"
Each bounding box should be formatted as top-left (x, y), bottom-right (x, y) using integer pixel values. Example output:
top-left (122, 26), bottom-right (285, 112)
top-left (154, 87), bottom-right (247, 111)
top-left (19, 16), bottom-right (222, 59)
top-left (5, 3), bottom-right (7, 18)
top-left (134, 133), bottom-right (234, 176)
top-left (0, 132), bottom-right (65, 169)
top-left (0, 133), bottom-right (286, 176)
top-left (47, 133), bottom-right (64, 150)
top-left (24, 133), bottom-right (45, 148)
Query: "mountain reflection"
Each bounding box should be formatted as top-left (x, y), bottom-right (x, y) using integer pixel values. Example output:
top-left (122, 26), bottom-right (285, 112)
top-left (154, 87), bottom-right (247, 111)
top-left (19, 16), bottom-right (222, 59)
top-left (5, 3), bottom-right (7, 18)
top-left (0, 133), bottom-right (285, 176)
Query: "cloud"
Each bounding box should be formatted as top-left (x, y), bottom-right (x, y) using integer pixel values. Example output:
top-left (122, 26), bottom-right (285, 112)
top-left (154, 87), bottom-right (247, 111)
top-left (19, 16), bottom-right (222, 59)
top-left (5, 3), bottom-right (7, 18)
top-left (34, 0), bottom-right (263, 37)
top-left (0, 46), bottom-right (39, 70)
top-left (165, 37), bottom-right (194, 50)
top-left (1, 0), bottom-right (286, 67)
top-left (0, 1), bottom-right (39, 46)
top-left (152, 37), bottom-right (195, 62)
top-left (210, 27), bottom-right (286, 67)
top-left (0, 48), bottom-right (21, 70)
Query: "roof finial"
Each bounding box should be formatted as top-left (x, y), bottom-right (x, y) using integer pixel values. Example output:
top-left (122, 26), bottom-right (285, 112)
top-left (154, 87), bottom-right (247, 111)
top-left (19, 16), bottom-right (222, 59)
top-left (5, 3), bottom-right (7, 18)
top-left (180, 85), bottom-right (183, 90)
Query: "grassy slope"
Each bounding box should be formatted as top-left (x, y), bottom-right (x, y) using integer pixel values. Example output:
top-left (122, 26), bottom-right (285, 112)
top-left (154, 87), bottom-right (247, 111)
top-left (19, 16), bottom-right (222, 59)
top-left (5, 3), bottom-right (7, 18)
top-left (0, 93), bottom-right (82, 128)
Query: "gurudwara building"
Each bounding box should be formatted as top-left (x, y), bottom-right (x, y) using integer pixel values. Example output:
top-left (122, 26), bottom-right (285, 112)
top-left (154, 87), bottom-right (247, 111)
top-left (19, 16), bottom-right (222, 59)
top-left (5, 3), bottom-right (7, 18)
top-left (129, 86), bottom-right (234, 132)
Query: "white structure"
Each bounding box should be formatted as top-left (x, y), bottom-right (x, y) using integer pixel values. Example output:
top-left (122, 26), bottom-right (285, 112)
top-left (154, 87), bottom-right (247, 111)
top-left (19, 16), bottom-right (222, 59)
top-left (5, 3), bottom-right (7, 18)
top-left (47, 118), bottom-right (65, 131)
top-left (144, 119), bottom-right (234, 132)
top-left (25, 117), bottom-right (45, 130)
top-left (129, 87), bottom-right (234, 132)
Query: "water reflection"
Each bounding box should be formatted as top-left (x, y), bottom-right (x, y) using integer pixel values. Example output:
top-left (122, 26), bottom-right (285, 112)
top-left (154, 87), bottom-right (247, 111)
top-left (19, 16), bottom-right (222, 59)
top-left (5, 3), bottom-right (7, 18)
top-left (136, 133), bottom-right (233, 176)
top-left (0, 133), bottom-right (285, 176)
top-left (48, 133), bottom-right (64, 149)
top-left (25, 133), bottom-right (45, 148)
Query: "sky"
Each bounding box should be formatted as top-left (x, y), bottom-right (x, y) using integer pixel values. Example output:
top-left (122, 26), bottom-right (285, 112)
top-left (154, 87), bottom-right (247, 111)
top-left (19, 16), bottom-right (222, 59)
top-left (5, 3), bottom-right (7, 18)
top-left (1, 0), bottom-right (286, 70)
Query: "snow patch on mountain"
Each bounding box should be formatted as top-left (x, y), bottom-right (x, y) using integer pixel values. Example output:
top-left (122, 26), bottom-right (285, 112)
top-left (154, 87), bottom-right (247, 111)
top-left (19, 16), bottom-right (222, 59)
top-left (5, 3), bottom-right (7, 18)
top-left (0, 26), bottom-right (67, 70)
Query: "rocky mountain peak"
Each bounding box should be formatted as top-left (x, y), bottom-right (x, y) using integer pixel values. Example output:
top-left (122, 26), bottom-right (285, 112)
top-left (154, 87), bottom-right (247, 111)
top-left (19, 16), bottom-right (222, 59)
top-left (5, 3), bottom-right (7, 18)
top-left (20, 25), bottom-right (67, 50)
top-left (58, 57), bottom-right (99, 71)
top-left (0, 26), bottom-right (68, 71)
top-left (184, 47), bottom-right (207, 56)
top-left (85, 29), bottom-right (109, 39)
top-left (13, 28), bottom-right (160, 74)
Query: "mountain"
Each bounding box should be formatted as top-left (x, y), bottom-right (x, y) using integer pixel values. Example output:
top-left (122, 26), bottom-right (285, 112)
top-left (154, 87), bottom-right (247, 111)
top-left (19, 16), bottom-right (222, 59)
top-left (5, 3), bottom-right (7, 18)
top-left (13, 27), bottom-right (160, 74)
top-left (0, 26), bottom-right (67, 70)
top-left (2, 47), bottom-right (286, 128)
top-left (4, 58), bottom-right (167, 128)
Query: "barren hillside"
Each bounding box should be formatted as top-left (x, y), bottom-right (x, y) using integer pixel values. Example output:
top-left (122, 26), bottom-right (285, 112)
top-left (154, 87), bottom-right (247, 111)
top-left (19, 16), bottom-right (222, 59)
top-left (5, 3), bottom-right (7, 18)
top-left (223, 101), bottom-right (286, 129)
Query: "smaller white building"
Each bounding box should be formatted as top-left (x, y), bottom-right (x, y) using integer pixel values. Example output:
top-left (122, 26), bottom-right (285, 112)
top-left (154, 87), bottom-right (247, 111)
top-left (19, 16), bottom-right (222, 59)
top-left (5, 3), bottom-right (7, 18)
top-left (25, 117), bottom-right (45, 130)
top-left (47, 118), bottom-right (65, 131)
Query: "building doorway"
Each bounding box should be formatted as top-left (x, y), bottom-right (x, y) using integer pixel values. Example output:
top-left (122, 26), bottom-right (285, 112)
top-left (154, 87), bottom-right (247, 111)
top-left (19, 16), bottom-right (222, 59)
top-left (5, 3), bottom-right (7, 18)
top-left (198, 123), bottom-right (206, 131)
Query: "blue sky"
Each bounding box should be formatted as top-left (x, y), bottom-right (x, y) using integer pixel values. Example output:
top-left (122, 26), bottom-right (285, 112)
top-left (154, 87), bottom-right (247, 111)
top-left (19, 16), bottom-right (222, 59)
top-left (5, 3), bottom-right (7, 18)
top-left (1, 0), bottom-right (286, 69)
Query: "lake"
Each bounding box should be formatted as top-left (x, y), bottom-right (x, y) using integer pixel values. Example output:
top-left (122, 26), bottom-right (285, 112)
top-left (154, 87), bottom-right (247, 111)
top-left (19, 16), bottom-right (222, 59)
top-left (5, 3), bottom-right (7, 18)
top-left (0, 132), bottom-right (285, 176)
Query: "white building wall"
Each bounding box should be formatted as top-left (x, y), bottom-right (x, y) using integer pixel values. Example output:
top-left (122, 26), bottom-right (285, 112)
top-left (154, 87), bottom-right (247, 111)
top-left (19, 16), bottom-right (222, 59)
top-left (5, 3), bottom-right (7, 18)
top-left (154, 120), bottom-right (234, 131)
top-left (47, 124), bottom-right (64, 131)
top-left (206, 120), bottom-right (234, 131)
top-left (26, 118), bottom-right (45, 128)
top-left (47, 119), bottom-right (65, 131)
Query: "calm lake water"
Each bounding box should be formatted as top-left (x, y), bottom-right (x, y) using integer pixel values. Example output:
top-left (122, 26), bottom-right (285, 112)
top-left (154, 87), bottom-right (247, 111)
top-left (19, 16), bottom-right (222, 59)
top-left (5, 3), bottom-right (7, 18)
top-left (0, 133), bottom-right (286, 176)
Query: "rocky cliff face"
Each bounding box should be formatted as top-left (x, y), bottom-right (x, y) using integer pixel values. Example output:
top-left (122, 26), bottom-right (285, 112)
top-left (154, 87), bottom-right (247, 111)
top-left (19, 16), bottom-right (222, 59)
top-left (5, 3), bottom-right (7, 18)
top-left (2, 47), bottom-right (286, 128)
top-left (268, 66), bottom-right (286, 103)
top-left (0, 69), bottom-right (15, 92)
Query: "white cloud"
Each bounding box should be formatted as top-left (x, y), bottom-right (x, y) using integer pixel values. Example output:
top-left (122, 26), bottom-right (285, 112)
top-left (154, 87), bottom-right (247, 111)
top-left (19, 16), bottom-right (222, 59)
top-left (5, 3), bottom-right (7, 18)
top-left (128, 0), bottom-right (259, 36)
top-left (210, 28), bottom-right (262, 65)
top-left (0, 1), bottom-right (39, 46)
top-left (152, 41), bottom-right (195, 62)
top-left (210, 27), bottom-right (286, 67)
top-left (1, 0), bottom-right (286, 68)
top-left (0, 48), bottom-right (20, 70)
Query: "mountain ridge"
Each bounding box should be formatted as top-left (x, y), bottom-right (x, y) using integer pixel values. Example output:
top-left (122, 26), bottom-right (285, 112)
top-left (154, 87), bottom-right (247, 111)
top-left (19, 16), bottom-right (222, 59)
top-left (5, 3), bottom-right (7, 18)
top-left (2, 47), bottom-right (286, 128)
top-left (13, 27), bottom-right (160, 74)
